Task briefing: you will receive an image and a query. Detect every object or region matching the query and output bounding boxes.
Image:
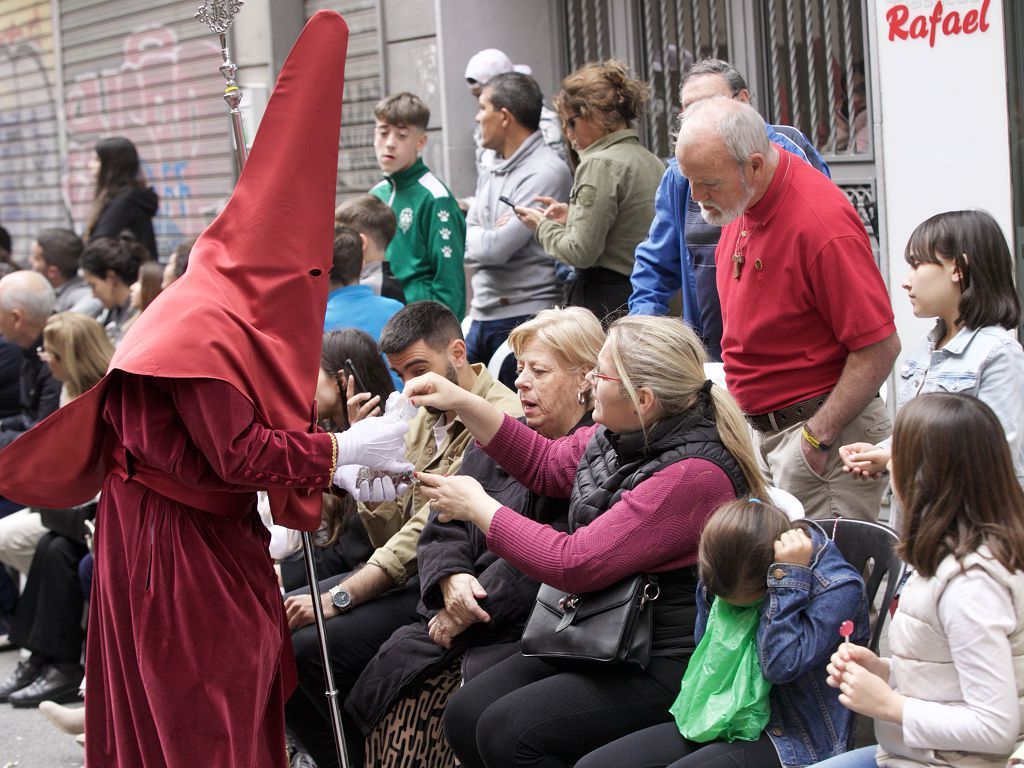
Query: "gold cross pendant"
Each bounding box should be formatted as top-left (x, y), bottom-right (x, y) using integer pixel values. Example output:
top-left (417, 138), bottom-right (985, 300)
top-left (731, 251), bottom-right (744, 279)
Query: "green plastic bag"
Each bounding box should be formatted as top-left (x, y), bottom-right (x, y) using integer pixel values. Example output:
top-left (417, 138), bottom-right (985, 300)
top-left (669, 598), bottom-right (772, 743)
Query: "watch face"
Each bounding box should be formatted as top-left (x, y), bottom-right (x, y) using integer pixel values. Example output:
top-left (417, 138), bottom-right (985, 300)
top-left (331, 588), bottom-right (351, 611)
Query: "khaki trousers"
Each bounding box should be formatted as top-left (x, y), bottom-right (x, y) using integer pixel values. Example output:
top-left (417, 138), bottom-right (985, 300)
top-left (754, 398), bottom-right (891, 521)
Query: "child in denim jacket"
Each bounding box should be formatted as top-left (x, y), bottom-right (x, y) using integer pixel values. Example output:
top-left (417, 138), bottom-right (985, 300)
top-left (841, 209), bottom-right (1024, 484)
top-left (576, 499), bottom-right (869, 768)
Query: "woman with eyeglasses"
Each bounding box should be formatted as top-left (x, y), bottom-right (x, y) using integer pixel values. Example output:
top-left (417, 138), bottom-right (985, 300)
top-left (406, 314), bottom-right (765, 768)
top-left (511, 60), bottom-right (665, 326)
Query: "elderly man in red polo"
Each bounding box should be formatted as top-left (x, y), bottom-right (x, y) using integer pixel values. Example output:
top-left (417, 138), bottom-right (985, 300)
top-left (675, 96), bottom-right (899, 520)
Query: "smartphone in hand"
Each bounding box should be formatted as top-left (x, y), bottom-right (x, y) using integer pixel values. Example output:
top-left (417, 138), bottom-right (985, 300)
top-left (497, 195), bottom-right (518, 209)
top-left (343, 358), bottom-right (368, 395)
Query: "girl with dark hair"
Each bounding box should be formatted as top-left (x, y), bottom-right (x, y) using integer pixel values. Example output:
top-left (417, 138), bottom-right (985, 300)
top-left (85, 136), bottom-right (159, 260)
top-left (80, 237), bottom-right (145, 346)
top-left (817, 393), bottom-right (1024, 768)
top-left (271, 328), bottom-right (398, 592)
top-left (841, 209), bottom-right (1024, 482)
top-left (512, 60), bottom-right (665, 324)
top-left (577, 498), bottom-right (868, 768)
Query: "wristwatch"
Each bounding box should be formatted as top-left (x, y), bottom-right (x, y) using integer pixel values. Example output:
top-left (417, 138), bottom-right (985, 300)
top-left (329, 584), bottom-right (352, 613)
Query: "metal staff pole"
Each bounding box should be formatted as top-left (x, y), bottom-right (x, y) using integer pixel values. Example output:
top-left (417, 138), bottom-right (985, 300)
top-left (195, 0), bottom-right (248, 172)
top-left (195, 3), bottom-right (350, 765)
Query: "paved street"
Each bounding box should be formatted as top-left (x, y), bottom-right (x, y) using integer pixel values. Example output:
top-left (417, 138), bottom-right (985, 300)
top-left (0, 649), bottom-right (83, 768)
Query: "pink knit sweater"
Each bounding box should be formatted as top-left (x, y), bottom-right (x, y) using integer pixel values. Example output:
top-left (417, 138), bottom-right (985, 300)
top-left (482, 415), bottom-right (736, 593)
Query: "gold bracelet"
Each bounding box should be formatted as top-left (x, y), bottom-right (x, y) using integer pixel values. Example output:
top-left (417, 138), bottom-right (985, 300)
top-left (801, 425), bottom-right (831, 452)
top-left (327, 432), bottom-right (339, 482)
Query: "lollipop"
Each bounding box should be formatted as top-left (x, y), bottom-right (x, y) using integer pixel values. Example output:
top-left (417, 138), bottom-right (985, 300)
top-left (839, 620), bottom-right (855, 648)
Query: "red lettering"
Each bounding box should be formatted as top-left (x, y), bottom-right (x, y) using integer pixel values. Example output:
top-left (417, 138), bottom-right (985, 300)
top-left (942, 10), bottom-right (962, 36)
top-left (887, 0), bottom-right (992, 45)
top-left (928, 1), bottom-right (943, 47)
top-left (886, 5), bottom-right (910, 41)
top-left (962, 9), bottom-right (978, 33)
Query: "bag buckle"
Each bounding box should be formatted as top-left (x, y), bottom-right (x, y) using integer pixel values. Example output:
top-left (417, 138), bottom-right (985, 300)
top-left (556, 593), bottom-right (580, 632)
top-left (558, 594), bottom-right (580, 611)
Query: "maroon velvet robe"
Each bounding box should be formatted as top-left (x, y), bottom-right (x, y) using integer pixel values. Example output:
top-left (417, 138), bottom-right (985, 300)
top-left (85, 374), bottom-right (333, 767)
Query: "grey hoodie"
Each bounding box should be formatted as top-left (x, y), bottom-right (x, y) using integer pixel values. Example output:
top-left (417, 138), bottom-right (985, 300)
top-left (465, 131), bottom-right (572, 321)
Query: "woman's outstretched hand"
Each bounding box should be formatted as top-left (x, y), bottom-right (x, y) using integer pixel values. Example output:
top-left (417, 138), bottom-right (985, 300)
top-left (417, 471), bottom-right (502, 534)
top-left (403, 372), bottom-right (466, 413)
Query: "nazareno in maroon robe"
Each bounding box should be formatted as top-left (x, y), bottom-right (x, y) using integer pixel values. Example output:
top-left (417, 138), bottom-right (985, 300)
top-left (0, 11), bottom-right (350, 767)
top-left (88, 374), bottom-right (334, 766)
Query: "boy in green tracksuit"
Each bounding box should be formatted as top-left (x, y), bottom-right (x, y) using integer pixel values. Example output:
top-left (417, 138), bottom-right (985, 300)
top-left (369, 93), bottom-right (466, 319)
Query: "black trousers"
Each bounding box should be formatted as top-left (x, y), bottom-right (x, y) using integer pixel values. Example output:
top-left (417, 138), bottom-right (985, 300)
top-left (567, 267), bottom-right (632, 328)
top-left (10, 531), bottom-right (88, 663)
top-left (284, 573), bottom-right (420, 768)
top-left (443, 651), bottom-right (688, 768)
top-left (575, 723), bottom-right (782, 768)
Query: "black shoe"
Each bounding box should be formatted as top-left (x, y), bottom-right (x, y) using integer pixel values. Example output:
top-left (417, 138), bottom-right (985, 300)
top-left (8, 664), bottom-right (83, 708)
top-left (0, 657), bottom-right (43, 703)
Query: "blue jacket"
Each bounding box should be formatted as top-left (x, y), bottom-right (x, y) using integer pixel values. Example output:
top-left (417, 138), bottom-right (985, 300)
top-left (695, 523), bottom-right (868, 768)
top-left (628, 124), bottom-right (829, 358)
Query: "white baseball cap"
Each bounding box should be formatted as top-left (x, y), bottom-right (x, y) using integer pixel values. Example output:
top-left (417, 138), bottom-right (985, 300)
top-left (465, 48), bottom-right (532, 84)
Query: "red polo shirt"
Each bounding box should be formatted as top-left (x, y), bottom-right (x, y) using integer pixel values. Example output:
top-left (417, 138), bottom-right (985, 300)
top-left (716, 149), bottom-right (895, 414)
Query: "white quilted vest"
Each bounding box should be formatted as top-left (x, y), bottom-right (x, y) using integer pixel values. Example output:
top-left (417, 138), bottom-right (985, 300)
top-left (876, 548), bottom-right (1024, 768)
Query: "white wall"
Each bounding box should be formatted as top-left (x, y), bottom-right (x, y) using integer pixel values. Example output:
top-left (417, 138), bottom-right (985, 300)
top-left (873, 0), bottom-right (1012, 355)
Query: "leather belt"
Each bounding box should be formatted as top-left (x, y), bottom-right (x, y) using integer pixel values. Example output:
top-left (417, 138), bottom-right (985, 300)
top-left (745, 392), bottom-right (830, 434)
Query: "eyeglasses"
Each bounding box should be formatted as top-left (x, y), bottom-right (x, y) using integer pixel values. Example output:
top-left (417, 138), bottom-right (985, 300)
top-left (36, 346), bottom-right (59, 362)
top-left (586, 367), bottom-right (621, 384)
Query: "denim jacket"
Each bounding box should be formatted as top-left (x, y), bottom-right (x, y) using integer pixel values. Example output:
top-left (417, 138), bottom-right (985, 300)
top-left (895, 322), bottom-right (1024, 480)
top-left (695, 523), bottom-right (869, 768)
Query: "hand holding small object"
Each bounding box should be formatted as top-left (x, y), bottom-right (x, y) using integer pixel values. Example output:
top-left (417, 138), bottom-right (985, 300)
top-left (332, 465), bottom-right (406, 502)
top-left (334, 414), bottom-right (411, 473)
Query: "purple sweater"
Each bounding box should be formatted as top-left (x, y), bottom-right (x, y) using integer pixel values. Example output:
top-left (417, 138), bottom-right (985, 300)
top-left (482, 415), bottom-right (736, 594)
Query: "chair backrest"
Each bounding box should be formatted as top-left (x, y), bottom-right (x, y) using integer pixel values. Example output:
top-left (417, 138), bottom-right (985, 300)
top-left (487, 340), bottom-right (513, 380)
top-left (810, 517), bottom-right (906, 653)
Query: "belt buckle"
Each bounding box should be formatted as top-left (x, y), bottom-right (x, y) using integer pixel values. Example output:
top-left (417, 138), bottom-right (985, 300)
top-left (767, 410), bottom-right (781, 432)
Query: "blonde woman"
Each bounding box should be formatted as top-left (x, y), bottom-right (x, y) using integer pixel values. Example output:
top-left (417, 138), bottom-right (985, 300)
top-left (408, 315), bottom-right (764, 768)
top-left (40, 312), bottom-right (114, 404)
top-left (513, 60), bottom-right (665, 324)
top-left (347, 307), bottom-right (605, 768)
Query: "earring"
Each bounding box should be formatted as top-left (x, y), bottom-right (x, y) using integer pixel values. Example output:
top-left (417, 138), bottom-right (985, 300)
top-left (577, 390), bottom-right (587, 405)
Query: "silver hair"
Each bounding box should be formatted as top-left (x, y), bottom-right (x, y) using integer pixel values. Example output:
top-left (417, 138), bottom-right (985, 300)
top-left (0, 270), bottom-right (56, 319)
top-left (677, 95), bottom-right (771, 168)
top-left (682, 58), bottom-right (748, 96)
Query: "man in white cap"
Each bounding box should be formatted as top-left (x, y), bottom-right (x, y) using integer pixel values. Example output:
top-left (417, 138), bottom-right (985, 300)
top-left (464, 48), bottom-right (566, 183)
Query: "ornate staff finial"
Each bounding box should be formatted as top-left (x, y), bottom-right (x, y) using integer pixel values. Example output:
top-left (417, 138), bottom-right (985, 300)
top-left (195, 0), bottom-right (244, 35)
top-left (196, 0), bottom-right (248, 171)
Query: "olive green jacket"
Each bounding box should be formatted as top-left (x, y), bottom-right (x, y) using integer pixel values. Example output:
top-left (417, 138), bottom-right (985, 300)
top-left (535, 128), bottom-right (664, 277)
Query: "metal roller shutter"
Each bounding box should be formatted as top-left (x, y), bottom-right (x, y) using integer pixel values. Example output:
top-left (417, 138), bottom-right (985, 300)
top-left (305, 0), bottom-right (384, 204)
top-left (0, 0), bottom-right (69, 259)
top-left (60, 0), bottom-right (234, 259)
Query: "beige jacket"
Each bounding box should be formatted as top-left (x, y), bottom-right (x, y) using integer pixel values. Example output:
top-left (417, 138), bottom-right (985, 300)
top-left (360, 363), bottom-right (521, 585)
top-left (878, 548), bottom-right (1024, 768)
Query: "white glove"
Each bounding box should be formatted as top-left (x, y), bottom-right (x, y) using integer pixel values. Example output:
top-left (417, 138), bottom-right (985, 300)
top-left (335, 415), bottom-right (412, 473)
top-left (333, 465), bottom-right (408, 503)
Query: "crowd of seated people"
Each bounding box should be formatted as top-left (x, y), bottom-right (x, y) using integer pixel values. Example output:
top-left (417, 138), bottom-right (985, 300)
top-left (0, 47), bottom-right (1022, 768)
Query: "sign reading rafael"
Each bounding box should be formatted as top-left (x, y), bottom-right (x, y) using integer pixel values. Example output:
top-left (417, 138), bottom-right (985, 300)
top-left (886, 0), bottom-right (991, 47)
